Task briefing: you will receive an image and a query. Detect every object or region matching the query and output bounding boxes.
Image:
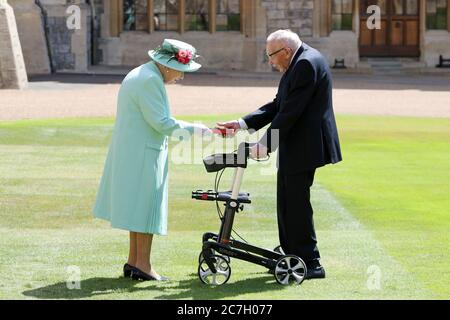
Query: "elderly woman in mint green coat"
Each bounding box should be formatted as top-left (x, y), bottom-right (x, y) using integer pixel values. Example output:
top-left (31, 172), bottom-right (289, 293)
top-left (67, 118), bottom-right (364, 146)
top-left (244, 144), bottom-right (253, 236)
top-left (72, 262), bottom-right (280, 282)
top-left (93, 39), bottom-right (211, 281)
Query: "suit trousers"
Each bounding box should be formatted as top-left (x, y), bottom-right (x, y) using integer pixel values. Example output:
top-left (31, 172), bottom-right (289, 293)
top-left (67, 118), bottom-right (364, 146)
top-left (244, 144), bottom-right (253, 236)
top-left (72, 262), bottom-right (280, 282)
top-left (277, 169), bottom-right (320, 264)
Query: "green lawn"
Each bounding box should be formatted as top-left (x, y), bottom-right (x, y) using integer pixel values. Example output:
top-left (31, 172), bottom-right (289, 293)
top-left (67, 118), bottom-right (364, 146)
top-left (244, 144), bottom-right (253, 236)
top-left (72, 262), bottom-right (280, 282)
top-left (0, 115), bottom-right (448, 299)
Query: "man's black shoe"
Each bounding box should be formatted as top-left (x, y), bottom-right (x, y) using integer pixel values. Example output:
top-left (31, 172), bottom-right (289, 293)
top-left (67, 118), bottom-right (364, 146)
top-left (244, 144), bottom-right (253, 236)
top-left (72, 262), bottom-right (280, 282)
top-left (305, 265), bottom-right (326, 279)
top-left (269, 260), bottom-right (325, 279)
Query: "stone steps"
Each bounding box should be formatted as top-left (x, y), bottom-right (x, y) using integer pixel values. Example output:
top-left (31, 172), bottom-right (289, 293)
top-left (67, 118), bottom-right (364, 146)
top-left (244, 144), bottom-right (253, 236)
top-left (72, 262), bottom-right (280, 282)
top-left (360, 58), bottom-right (426, 74)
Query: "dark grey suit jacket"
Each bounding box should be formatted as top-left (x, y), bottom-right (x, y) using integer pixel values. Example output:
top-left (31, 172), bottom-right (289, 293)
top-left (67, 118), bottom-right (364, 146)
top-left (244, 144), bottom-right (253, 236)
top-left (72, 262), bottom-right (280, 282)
top-left (243, 43), bottom-right (342, 173)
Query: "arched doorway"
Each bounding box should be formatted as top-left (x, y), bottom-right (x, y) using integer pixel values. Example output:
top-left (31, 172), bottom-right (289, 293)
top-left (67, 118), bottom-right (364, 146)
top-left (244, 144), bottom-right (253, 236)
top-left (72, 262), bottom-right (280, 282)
top-left (359, 0), bottom-right (420, 57)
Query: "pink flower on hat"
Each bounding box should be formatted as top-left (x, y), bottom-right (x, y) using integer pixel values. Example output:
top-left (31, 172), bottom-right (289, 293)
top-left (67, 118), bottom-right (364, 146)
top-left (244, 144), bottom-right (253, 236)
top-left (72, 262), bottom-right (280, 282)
top-left (176, 49), bottom-right (193, 64)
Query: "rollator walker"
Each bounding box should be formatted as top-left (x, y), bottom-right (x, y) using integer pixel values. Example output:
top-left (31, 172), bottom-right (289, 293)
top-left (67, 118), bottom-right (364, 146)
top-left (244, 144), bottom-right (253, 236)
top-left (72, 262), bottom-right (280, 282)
top-left (191, 142), bottom-right (307, 285)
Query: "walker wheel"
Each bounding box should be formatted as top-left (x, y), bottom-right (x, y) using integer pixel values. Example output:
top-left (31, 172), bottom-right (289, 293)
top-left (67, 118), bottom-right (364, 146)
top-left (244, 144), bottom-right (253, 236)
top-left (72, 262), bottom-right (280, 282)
top-left (274, 255), bottom-right (307, 285)
top-left (198, 254), bottom-right (231, 285)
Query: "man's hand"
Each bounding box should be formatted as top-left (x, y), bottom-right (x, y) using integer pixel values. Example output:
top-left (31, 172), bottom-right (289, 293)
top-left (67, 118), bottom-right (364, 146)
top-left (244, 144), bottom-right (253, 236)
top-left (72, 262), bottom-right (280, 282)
top-left (216, 120), bottom-right (241, 137)
top-left (249, 143), bottom-right (268, 160)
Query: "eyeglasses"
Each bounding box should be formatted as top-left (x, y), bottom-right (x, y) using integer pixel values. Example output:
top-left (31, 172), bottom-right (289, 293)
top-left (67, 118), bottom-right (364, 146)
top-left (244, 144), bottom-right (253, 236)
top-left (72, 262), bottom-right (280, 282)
top-left (267, 47), bottom-right (286, 58)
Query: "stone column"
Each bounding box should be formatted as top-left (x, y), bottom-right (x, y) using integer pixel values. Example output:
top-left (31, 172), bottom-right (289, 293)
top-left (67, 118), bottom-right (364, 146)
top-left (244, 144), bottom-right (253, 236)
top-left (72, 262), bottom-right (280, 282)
top-left (0, 0), bottom-right (28, 89)
top-left (8, 0), bottom-right (51, 75)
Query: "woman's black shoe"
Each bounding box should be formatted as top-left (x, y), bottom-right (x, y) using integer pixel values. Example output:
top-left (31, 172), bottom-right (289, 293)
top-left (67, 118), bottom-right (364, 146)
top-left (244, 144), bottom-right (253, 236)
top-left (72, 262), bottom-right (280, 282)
top-left (123, 263), bottom-right (135, 278)
top-left (131, 267), bottom-right (169, 281)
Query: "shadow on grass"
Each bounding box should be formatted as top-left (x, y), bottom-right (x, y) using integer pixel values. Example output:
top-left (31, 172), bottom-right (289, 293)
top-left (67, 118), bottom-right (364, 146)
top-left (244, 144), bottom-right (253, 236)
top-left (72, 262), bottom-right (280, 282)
top-left (22, 272), bottom-right (284, 300)
top-left (22, 276), bottom-right (147, 299)
top-left (153, 272), bottom-right (285, 300)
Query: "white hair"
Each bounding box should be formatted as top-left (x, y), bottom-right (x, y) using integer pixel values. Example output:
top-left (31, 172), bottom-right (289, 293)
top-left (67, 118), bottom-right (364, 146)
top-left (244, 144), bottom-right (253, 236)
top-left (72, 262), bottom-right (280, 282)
top-left (267, 29), bottom-right (302, 51)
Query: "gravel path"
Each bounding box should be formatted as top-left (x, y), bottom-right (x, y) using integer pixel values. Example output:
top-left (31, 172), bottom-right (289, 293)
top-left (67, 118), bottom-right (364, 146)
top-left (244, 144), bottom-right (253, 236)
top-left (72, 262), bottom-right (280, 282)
top-left (1, 72), bottom-right (449, 120)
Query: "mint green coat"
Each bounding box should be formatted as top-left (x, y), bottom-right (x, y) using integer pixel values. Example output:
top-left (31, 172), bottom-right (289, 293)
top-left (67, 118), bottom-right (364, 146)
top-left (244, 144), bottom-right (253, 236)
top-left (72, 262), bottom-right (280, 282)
top-left (93, 61), bottom-right (198, 235)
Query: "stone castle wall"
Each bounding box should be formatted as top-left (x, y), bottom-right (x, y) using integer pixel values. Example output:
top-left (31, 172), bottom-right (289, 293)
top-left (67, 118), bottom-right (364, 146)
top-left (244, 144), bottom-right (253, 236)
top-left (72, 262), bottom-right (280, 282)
top-left (261, 0), bottom-right (314, 37)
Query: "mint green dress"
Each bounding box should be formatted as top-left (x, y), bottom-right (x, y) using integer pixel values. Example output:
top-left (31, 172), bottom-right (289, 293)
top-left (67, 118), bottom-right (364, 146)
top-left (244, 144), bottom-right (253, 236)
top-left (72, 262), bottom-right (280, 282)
top-left (93, 61), bottom-right (199, 235)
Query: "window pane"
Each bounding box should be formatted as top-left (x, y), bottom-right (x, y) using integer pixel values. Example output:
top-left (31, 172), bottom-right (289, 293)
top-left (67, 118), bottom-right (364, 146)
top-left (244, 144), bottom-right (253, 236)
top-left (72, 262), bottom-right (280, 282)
top-left (437, 0), bottom-right (447, 9)
top-left (334, 13), bottom-right (353, 30)
top-left (154, 0), bottom-right (165, 31)
top-left (377, 0), bottom-right (387, 14)
top-left (332, 0), bottom-right (343, 14)
top-left (333, 0), bottom-right (352, 30)
top-left (167, 14), bottom-right (178, 30)
top-left (427, 0), bottom-right (437, 14)
top-left (436, 7), bottom-right (448, 29)
top-left (217, 0), bottom-right (240, 13)
top-left (186, 0), bottom-right (209, 31)
top-left (123, 0), bottom-right (136, 31)
top-left (426, 0), bottom-right (447, 30)
top-left (217, 0), bottom-right (226, 13)
top-left (135, 0), bottom-right (149, 31)
top-left (228, 13), bottom-right (240, 30)
top-left (342, 13), bottom-right (353, 29)
top-left (167, 0), bottom-right (178, 14)
top-left (228, 0), bottom-right (240, 13)
top-left (217, 0), bottom-right (240, 31)
top-left (216, 14), bottom-right (228, 31)
top-left (342, 0), bottom-right (353, 14)
top-left (426, 14), bottom-right (437, 29)
top-left (393, 0), bottom-right (404, 15)
top-left (154, 0), bottom-right (179, 31)
top-left (185, 14), bottom-right (196, 30)
top-left (406, 0), bottom-right (419, 15)
top-left (332, 14), bottom-right (342, 30)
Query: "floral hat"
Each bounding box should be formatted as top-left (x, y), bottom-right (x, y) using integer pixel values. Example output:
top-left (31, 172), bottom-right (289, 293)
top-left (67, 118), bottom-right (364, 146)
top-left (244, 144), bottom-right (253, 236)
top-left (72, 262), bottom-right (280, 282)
top-left (148, 39), bottom-right (201, 73)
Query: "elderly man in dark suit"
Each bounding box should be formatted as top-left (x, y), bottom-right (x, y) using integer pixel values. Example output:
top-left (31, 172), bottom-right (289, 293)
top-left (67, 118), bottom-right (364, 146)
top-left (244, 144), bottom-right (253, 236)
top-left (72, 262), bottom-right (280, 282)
top-left (217, 29), bottom-right (342, 279)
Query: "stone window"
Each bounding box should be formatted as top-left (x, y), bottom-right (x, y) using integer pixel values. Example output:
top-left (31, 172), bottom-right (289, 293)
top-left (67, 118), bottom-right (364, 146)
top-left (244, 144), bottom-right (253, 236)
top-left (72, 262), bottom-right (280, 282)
top-left (216, 0), bottom-right (240, 31)
top-left (426, 0), bottom-right (449, 30)
top-left (115, 0), bottom-right (242, 34)
top-left (332, 0), bottom-right (353, 30)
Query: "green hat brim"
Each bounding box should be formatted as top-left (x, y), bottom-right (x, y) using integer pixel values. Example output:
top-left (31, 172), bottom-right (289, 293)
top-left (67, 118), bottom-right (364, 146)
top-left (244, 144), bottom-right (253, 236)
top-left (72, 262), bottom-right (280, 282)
top-left (148, 50), bottom-right (202, 73)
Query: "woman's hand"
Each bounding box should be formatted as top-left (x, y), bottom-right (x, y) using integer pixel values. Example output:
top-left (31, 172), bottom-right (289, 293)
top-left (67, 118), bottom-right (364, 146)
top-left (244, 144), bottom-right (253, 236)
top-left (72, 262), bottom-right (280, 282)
top-left (193, 123), bottom-right (213, 137)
